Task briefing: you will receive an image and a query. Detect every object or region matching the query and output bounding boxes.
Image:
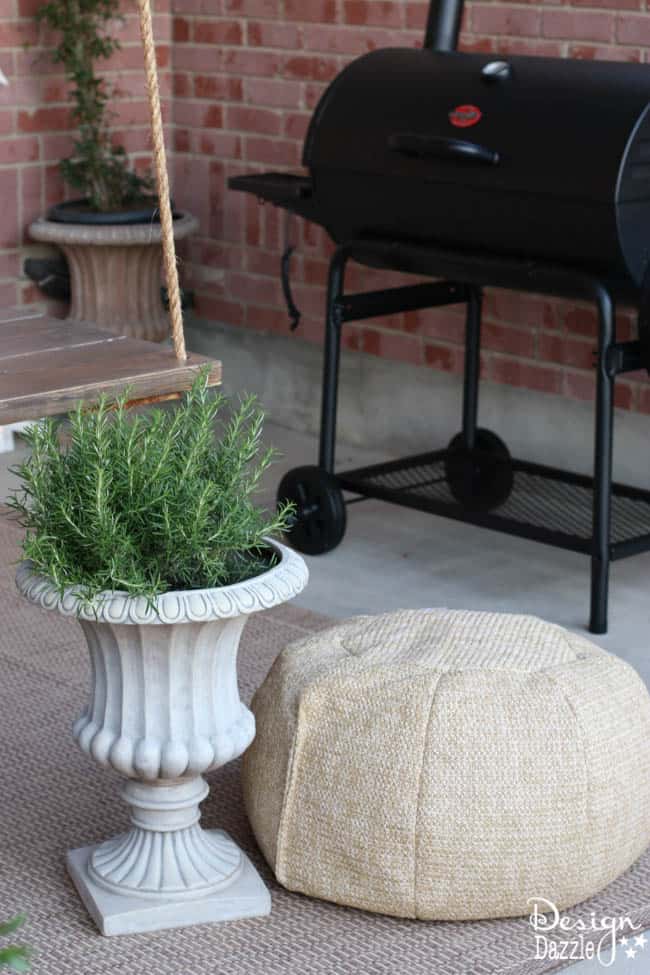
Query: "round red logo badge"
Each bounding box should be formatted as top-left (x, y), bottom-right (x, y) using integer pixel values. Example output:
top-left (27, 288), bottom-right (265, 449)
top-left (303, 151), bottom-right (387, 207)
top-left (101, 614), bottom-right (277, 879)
top-left (449, 104), bottom-right (482, 128)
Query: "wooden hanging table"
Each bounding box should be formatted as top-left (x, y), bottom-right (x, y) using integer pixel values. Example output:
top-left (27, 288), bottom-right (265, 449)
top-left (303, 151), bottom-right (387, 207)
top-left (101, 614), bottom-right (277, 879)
top-left (0, 307), bottom-right (221, 426)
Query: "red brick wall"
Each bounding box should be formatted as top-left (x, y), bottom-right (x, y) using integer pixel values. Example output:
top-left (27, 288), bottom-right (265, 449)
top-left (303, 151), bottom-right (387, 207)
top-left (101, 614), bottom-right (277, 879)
top-left (0, 0), bottom-right (172, 308)
top-left (171, 0), bottom-right (650, 413)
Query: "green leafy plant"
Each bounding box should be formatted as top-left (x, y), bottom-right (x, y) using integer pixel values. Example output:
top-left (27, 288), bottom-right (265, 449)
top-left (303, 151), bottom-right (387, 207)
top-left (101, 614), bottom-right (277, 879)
top-left (9, 372), bottom-right (292, 604)
top-left (37, 0), bottom-right (152, 211)
top-left (0, 915), bottom-right (30, 972)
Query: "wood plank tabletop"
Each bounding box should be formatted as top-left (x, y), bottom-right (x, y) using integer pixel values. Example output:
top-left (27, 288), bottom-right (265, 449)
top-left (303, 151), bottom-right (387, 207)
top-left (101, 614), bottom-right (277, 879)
top-left (0, 310), bottom-right (222, 425)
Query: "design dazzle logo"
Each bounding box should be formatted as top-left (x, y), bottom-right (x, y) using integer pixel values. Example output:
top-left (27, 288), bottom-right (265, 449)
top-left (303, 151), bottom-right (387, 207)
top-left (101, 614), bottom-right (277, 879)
top-left (529, 897), bottom-right (646, 967)
top-left (449, 104), bottom-right (482, 128)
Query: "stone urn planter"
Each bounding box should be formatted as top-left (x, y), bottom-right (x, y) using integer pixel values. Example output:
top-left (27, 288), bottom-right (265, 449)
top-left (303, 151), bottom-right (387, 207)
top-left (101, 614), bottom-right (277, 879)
top-left (15, 540), bottom-right (308, 936)
top-left (28, 211), bottom-right (198, 342)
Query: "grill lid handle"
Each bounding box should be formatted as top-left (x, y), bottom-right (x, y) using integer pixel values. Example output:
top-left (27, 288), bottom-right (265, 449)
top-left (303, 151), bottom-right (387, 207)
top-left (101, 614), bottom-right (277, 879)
top-left (389, 133), bottom-right (500, 166)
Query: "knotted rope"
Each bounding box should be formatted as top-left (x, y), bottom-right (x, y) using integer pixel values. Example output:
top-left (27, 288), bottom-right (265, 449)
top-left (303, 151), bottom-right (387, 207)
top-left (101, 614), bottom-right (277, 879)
top-left (136, 0), bottom-right (187, 362)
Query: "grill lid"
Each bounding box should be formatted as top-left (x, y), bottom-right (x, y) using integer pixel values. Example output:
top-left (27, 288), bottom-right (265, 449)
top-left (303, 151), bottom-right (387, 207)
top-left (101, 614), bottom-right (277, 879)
top-left (304, 49), bottom-right (650, 206)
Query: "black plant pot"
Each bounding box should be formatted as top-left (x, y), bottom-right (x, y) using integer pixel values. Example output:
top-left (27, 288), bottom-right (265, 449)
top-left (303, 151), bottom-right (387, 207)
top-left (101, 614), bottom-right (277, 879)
top-left (47, 198), bottom-right (178, 225)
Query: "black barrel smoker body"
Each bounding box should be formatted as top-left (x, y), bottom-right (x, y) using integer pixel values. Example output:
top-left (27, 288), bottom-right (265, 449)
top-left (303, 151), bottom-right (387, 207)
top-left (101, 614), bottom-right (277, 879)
top-left (230, 0), bottom-right (650, 634)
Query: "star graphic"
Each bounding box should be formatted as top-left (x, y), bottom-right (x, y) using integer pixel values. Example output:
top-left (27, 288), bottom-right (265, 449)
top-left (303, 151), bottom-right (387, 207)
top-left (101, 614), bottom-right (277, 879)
top-left (621, 936), bottom-right (629, 946)
top-left (626, 948), bottom-right (637, 959)
top-left (635, 934), bottom-right (648, 949)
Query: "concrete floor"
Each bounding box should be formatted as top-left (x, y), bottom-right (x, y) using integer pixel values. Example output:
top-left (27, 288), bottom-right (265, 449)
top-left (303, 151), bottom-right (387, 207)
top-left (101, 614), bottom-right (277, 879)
top-left (2, 421), bottom-right (649, 974)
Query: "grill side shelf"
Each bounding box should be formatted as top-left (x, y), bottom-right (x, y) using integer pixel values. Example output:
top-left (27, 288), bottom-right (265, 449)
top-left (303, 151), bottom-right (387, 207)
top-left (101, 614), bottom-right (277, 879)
top-left (228, 173), bottom-right (315, 215)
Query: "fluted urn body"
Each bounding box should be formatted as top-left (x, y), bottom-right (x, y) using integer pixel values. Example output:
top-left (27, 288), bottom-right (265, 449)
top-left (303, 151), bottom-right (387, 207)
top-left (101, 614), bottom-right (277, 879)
top-left (28, 213), bottom-right (198, 342)
top-left (16, 540), bottom-right (308, 935)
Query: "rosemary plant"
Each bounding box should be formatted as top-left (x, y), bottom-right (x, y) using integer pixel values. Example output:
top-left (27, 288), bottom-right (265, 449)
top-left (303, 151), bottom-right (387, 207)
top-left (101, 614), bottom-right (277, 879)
top-left (9, 373), bottom-right (292, 604)
top-left (37, 0), bottom-right (152, 211)
top-left (0, 915), bottom-right (29, 972)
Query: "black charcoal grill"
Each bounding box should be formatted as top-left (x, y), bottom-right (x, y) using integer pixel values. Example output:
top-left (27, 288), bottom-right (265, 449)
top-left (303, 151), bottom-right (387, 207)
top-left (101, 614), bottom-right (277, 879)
top-left (229, 0), bottom-right (650, 634)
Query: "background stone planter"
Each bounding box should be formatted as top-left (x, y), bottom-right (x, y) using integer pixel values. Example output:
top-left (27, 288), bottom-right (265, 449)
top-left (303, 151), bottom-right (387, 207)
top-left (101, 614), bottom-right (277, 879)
top-left (16, 539), bottom-right (308, 936)
top-left (28, 212), bottom-right (198, 342)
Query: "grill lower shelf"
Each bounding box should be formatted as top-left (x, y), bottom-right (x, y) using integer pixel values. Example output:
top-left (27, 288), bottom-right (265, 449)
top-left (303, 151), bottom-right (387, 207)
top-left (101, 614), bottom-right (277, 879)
top-left (336, 450), bottom-right (650, 559)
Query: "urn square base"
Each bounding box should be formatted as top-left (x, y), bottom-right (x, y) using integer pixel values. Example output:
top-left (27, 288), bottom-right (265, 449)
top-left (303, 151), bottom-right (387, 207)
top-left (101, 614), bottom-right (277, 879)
top-left (67, 830), bottom-right (271, 936)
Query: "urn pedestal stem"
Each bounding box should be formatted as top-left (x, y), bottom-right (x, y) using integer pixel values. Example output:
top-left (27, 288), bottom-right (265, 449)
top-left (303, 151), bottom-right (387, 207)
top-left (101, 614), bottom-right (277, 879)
top-left (87, 778), bottom-right (242, 898)
top-left (67, 775), bottom-right (268, 936)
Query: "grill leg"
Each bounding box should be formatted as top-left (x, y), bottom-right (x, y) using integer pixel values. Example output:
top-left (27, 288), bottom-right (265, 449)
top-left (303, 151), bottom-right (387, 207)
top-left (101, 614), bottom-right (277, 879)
top-left (462, 286), bottom-right (483, 449)
top-left (590, 288), bottom-right (615, 635)
top-left (318, 250), bottom-right (346, 474)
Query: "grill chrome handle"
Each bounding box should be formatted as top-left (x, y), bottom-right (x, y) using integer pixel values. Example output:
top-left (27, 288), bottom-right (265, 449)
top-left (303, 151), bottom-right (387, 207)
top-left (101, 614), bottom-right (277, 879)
top-left (389, 133), bottom-right (500, 166)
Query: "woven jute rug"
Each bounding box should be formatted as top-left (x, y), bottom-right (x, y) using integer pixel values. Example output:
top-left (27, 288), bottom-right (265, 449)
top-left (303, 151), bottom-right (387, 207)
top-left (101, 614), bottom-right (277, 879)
top-left (1, 514), bottom-right (650, 975)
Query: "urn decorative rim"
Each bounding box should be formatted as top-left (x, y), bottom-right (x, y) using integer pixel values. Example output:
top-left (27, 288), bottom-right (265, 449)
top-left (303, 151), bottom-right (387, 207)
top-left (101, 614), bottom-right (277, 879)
top-left (28, 211), bottom-right (198, 247)
top-left (15, 537), bottom-right (308, 625)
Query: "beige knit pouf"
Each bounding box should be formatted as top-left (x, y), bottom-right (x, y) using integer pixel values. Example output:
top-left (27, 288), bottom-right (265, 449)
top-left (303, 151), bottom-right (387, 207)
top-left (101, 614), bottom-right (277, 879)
top-left (242, 609), bottom-right (650, 921)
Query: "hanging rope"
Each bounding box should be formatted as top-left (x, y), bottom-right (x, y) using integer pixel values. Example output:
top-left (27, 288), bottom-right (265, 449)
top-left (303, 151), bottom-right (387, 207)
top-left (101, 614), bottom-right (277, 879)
top-left (136, 0), bottom-right (187, 362)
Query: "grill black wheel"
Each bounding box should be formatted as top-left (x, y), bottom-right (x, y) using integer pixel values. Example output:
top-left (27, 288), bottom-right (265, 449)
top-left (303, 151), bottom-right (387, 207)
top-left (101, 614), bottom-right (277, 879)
top-left (277, 465), bottom-right (347, 555)
top-left (444, 428), bottom-right (514, 512)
